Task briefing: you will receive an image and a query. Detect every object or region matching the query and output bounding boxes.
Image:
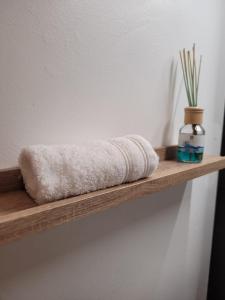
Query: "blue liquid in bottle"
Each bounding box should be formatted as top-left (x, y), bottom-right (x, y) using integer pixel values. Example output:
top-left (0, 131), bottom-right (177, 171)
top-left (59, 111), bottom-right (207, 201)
top-left (177, 124), bottom-right (205, 163)
top-left (177, 143), bottom-right (204, 163)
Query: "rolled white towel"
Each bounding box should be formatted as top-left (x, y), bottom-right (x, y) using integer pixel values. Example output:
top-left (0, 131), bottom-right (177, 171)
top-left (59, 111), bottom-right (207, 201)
top-left (19, 135), bottom-right (159, 204)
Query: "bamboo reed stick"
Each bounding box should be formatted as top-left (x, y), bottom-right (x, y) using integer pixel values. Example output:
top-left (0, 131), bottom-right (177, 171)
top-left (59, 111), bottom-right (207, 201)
top-left (179, 44), bottom-right (202, 107)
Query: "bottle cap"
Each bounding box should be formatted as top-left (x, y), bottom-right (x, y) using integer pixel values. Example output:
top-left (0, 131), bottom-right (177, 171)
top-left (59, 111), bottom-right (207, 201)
top-left (184, 107), bottom-right (204, 124)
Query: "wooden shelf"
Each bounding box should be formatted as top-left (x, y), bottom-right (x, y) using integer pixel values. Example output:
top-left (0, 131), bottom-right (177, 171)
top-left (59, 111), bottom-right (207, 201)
top-left (0, 145), bottom-right (225, 246)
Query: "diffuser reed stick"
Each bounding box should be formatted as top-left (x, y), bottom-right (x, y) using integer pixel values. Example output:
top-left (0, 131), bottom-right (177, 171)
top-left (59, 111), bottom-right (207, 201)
top-left (179, 44), bottom-right (202, 107)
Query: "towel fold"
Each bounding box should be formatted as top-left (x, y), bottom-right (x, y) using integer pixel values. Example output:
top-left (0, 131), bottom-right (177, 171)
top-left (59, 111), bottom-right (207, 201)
top-left (19, 135), bottom-right (159, 204)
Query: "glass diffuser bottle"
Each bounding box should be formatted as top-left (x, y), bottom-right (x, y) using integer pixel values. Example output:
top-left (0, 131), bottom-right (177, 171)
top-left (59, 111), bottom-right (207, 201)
top-left (177, 107), bottom-right (205, 163)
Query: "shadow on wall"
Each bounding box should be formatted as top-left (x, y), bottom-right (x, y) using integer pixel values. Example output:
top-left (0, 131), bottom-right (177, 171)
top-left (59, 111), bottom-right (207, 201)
top-left (0, 183), bottom-right (192, 300)
top-left (162, 59), bottom-right (183, 146)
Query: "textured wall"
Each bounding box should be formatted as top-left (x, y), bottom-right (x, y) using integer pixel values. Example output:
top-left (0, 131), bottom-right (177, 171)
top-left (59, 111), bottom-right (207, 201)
top-left (0, 1), bottom-right (224, 299)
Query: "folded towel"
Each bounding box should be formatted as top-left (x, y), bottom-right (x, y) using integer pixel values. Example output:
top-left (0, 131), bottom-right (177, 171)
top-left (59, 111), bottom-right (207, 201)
top-left (19, 135), bottom-right (159, 204)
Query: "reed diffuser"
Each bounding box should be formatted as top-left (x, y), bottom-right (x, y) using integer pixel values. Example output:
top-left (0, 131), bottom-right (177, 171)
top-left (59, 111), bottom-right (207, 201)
top-left (177, 44), bottom-right (205, 163)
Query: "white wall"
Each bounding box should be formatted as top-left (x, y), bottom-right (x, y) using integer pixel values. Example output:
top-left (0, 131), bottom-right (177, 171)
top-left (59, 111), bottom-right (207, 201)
top-left (0, 1), bottom-right (225, 299)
